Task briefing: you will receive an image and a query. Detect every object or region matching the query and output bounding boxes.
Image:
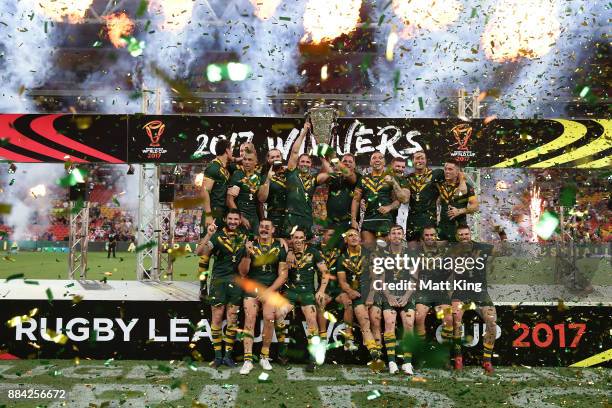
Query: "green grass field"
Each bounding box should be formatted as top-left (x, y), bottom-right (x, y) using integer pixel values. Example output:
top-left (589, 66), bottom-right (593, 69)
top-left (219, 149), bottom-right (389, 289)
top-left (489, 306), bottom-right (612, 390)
top-left (0, 360), bottom-right (609, 407)
top-left (1, 251), bottom-right (611, 285)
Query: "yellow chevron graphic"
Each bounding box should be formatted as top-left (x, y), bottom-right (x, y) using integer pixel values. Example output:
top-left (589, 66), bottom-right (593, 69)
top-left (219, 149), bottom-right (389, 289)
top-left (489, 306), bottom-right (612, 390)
top-left (569, 348), bottom-right (612, 368)
top-left (576, 155), bottom-right (612, 168)
top-left (493, 119), bottom-right (588, 168)
top-left (531, 120), bottom-right (611, 167)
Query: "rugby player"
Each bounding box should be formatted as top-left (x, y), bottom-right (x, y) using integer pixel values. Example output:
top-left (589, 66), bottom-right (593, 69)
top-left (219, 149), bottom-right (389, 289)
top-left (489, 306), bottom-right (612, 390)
top-left (227, 150), bottom-right (261, 234)
top-left (196, 209), bottom-right (247, 368)
top-left (284, 122), bottom-right (329, 238)
top-left (325, 153), bottom-right (359, 233)
top-left (337, 228), bottom-right (383, 364)
top-left (351, 151), bottom-right (408, 249)
top-left (449, 225), bottom-right (497, 373)
top-left (389, 157), bottom-right (409, 229)
top-left (238, 219), bottom-right (288, 374)
top-left (277, 228), bottom-right (330, 371)
top-left (315, 228), bottom-right (358, 351)
top-left (413, 226), bottom-right (454, 365)
top-left (199, 139), bottom-right (233, 298)
top-left (437, 160), bottom-right (478, 242)
top-left (201, 139), bottom-right (233, 228)
top-left (258, 149), bottom-right (287, 237)
top-left (405, 151), bottom-right (445, 241)
top-left (379, 225), bottom-right (417, 375)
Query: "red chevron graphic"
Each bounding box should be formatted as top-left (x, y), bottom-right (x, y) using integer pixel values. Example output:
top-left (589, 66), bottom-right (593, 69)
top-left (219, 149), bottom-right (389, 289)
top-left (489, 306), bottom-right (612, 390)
top-left (0, 114), bottom-right (87, 163)
top-left (31, 115), bottom-right (124, 163)
top-left (0, 147), bottom-right (42, 162)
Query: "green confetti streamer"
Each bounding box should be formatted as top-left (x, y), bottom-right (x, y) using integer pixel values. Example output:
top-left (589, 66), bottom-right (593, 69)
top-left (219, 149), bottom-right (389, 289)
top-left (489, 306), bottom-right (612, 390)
top-left (136, 0), bottom-right (148, 17)
top-left (24, 280), bottom-right (39, 285)
top-left (5, 273), bottom-right (24, 282)
top-left (470, 7), bottom-right (477, 18)
top-left (135, 241), bottom-right (157, 252)
top-left (92, 40), bottom-right (102, 48)
top-left (377, 14), bottom-right (385, 26)
top-left (279, 16), bottom-right (291, 21)
top-left (418, 96), bottom-right (424, 110)
top-left (46, 288), bottom-right (53, 302)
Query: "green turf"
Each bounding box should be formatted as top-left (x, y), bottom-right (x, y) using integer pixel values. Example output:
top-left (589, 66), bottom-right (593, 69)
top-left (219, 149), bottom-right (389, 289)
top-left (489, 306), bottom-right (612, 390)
top-left (1, 251), bottom-right (610, 286)
top-left (0, 360), bottom-right (609, 407)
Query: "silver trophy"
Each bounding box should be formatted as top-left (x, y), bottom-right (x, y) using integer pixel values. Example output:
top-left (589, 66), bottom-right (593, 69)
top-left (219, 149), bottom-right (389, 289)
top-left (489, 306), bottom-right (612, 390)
top-left (306, 106), bottom-right (338, 146)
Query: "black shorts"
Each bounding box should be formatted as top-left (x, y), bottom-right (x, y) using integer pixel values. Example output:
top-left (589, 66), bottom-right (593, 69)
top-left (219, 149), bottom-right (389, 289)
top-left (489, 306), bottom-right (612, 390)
top-left (414, 291), bottom-right (451, 307)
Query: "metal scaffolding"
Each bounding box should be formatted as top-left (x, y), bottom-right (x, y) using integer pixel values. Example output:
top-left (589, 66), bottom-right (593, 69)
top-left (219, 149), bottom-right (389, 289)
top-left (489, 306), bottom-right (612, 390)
top-left (457, 88), bottom-right (481, 119)
top-left (68, 201), bottom-right (90, 280)
top-left (136, 163), bottom-right (160, 280)
top-left (157, 202), bottom-right (175, 280)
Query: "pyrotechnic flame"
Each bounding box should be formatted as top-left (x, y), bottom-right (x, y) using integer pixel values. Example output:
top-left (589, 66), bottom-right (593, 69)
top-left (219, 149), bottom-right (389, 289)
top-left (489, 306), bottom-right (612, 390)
top-left (482, 0), bottom-right (561, 62)
top-left (149, 0), bottom-right (194, 31)
top-left (30, 184), bottom-right (47, 198)
top-left (249, 0), bottom-right (282, 20)
top-left (529, 185), bottom-right (543, 242)
top-left (235, 277), bottom-right (290, 309)
top-left (102, 12), bottom-right (135, 48)
top-left (392, 0), bottom-right (462, 36)
top-left (302, 0), bottom-right (362, 44)
top-left (36, 0), bottom-right (94, 23)
top-left (386, 31), bottom-right (399, 61)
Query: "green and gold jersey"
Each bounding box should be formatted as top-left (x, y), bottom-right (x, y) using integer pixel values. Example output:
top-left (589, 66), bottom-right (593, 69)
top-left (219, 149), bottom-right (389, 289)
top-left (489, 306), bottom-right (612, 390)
top-left (437, 180), bottom-right (476, 227)
top-left (406, 168), bottom-right (444, 222)
top-left (261, 172), bottom-right (287, 227)
top-left (229, 166), bottom-right (261, 222)
top-left (210, 228), bottom-right (247, 280)
top-left (316, 243), bottom-right (342, 279)
top-left (337, 246), bottom-right (371, 291)
top-left (416, 242), bottom-right (450, 283)
top-left (356, 173), bottom-right (394, 221)
top-left (286, 168), bottom-right (317, 220)
top-left (204, 158), bottom-right (230, 219)
top-left (247, 238), bottom-right (287, 287)
top-left (287, 245), bottom-right (323, 292)
top-left (327, 172), bottom-right (360, 224)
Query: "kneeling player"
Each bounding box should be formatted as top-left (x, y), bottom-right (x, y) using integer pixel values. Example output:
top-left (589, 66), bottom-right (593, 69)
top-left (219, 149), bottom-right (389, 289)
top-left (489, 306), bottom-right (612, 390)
top-left (277, 228), bottom-right (329, 371)
top-left (337, 229), bottom-right (383, 365)
top-left (316, 228), bottom-right (357, 351)
top-left (380, 225), bottom-right (417, 375)
top-left (196, 209), bottom-right (246, 368)
top-left (449, 225), bottom-right (497, 373)
top-left (238, 219), bottom-right (288, 374)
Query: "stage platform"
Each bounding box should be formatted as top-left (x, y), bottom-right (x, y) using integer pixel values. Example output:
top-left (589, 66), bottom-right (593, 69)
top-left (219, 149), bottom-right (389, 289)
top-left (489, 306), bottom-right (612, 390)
top-left (1, 279), bottom-right (611, 306)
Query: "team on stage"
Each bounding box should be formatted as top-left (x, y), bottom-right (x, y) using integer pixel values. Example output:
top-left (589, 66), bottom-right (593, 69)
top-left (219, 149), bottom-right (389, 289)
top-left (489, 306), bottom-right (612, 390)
top-left (196, 122), bottom-right (498, 375)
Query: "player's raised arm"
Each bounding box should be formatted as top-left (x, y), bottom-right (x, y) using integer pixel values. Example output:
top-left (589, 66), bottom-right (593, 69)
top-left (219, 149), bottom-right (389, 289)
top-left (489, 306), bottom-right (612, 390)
top-left (287, 121), bottom-right (311, 171)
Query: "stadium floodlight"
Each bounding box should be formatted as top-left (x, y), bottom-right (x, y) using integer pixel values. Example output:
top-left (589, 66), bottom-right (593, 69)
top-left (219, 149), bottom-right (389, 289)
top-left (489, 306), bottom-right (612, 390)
top-left (206, 64), bottom-right (223, 83)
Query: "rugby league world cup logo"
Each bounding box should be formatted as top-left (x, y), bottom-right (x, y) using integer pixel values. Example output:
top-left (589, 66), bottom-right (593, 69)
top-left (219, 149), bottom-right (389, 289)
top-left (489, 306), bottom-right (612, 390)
top-left (142, 120), bottom-right (168, 159)
top-left (143, 120), bottom-right (165, 147)
top-left (450, 123), bottom-right (475, 162)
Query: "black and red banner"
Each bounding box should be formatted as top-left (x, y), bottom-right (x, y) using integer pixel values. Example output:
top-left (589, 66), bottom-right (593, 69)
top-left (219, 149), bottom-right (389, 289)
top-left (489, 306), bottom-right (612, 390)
top-left (0, 114), bottom-right (609, 168)
top-left (0, 299), bottom-right (610, 367)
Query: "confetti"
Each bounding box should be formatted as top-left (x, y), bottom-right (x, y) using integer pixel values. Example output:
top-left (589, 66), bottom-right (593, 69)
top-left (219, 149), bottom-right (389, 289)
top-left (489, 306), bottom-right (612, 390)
top-left (5, 273), bottom-right (24, 282)
top-left (367, 390), bottom-right (382, 400)
top-left (0, 203), bottom-right (12, 214)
